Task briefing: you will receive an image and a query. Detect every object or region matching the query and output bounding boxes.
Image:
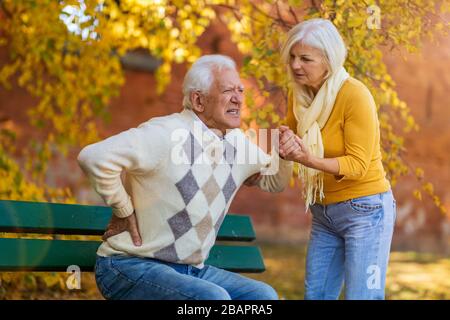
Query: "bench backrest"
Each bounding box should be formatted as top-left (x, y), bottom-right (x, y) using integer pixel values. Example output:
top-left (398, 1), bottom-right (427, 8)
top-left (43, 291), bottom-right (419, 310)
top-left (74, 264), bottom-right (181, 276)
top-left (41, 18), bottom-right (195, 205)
top-left (0, 200), bottom-right (265, 273)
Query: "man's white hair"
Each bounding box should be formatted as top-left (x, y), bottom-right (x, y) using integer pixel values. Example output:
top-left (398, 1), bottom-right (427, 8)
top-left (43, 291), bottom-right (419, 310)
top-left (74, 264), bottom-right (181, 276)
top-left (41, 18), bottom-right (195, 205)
top-left (280, 18), bottom-right (347, 103)
top-left (182, 54), bottom-right (236, 110)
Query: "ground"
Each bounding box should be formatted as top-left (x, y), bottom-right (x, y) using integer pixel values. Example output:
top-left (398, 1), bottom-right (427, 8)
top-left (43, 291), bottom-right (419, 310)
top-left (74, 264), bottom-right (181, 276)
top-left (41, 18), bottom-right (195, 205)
top-left (1, 243), bottom-right (449, 300)
top-left (246, 243), bottom-right (450, 300)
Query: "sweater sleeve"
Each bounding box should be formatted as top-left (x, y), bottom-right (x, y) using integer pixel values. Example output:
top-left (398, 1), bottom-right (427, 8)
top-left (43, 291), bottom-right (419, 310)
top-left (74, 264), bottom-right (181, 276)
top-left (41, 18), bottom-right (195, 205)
top-left (77, 121), bottom-right (169, 218)
top-left (238, 129), bottom-right (293, 193)
top-left (335, 87), bottom-right (378, 182)
top-left (249, 137), bottom-right (293, 192)
top-left (257, 154), bottom-right (293, 193)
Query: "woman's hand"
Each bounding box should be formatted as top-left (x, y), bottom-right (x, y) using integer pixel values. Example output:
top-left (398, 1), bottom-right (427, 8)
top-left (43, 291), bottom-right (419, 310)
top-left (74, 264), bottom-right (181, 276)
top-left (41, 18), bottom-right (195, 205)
top-left (278, 126), bottom-right (312, 165)
top-left (278, 126), bottom-right (340, 175)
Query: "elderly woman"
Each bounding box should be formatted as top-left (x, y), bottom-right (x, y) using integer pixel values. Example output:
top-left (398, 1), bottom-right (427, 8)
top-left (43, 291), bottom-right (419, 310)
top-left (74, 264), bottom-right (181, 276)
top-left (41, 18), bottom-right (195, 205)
top-left (278, 18), bottom-right (396, 300)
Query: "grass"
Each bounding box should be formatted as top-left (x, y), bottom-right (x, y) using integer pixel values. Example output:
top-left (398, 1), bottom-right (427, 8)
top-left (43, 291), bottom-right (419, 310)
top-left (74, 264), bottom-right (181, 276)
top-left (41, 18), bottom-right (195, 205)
top-left (244, 243), bottom-right (450, 300)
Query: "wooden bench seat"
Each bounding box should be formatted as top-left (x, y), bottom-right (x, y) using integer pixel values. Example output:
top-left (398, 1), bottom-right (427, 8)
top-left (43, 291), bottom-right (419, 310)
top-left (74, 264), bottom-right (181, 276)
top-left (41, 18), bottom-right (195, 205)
top-left (0, 200), bottom-right (265, 273)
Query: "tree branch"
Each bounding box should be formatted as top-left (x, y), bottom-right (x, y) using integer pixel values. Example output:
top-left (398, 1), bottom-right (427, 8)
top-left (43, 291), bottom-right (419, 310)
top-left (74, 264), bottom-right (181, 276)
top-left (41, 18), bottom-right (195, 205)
top-left (275, 0), bottom-right (292, 30)
top-left (289, 6), bottom-right (299, 24)
top-left (0, 0), bottom-right (13, 19)
top-left (310, 0), bottom-right (319, 11)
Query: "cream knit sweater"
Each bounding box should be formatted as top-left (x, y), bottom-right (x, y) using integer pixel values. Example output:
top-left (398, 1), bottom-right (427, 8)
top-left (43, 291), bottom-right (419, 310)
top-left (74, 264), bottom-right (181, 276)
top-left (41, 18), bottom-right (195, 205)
top-left (78, 109), bottom-right (292, 268)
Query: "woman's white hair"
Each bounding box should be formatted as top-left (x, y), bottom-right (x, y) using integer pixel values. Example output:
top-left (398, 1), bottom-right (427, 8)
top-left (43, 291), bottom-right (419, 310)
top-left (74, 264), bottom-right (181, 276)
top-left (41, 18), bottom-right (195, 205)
top-left (182, 55), bottom-right (236, 110)
top-left (280, 18), bottom-right (347, 103)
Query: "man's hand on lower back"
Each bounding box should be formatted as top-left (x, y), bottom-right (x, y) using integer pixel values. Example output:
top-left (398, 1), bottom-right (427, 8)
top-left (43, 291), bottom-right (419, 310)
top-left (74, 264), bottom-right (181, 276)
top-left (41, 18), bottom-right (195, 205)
top-left (102, 211), bottom-right (142, 246)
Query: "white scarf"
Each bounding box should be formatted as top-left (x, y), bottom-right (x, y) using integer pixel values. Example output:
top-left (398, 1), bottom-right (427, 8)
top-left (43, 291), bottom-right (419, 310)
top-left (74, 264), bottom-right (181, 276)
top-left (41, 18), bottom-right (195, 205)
top-left (292, 66), bottom-right (349, 210)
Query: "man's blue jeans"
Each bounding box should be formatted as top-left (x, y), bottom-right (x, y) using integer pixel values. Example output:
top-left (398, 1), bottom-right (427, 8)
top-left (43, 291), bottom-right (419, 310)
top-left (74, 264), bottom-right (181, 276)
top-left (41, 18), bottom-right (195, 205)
top-left (305, 190), bottom-right (396, 300)
top-left (95, 255), bottom-right (278, 300)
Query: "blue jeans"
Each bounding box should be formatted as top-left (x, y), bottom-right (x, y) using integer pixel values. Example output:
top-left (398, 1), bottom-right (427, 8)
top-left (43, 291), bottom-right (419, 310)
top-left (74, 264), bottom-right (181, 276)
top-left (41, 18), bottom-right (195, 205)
top-left (95, 255), bottom-right (278, 300)
top-left (305, 190), bottom-right (396, 300)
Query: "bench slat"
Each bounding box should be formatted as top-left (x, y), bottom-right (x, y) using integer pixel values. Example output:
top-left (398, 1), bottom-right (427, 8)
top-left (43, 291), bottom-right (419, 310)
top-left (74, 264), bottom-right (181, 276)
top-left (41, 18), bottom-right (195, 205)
top-left (0, 200), bottom-right (256, 241)
top-left (0, 238), bottom-right (265, 273)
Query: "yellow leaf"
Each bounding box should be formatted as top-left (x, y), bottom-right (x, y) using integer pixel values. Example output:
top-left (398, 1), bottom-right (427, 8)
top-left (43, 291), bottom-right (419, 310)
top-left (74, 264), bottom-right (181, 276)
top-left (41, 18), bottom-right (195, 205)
top-left (413, 189), bottom-right (422, 201)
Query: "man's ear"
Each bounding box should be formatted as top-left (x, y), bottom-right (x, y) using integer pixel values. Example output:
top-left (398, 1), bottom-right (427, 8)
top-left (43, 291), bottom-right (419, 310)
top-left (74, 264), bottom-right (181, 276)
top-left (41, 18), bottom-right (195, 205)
top-left (190, 91), bottom-right (205, 113)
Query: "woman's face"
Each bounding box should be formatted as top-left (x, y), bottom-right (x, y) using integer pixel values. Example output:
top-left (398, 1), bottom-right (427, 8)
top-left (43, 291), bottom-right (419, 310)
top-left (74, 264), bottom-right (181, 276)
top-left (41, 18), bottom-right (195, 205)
top-left (289, 42), bottom-right (328, 92)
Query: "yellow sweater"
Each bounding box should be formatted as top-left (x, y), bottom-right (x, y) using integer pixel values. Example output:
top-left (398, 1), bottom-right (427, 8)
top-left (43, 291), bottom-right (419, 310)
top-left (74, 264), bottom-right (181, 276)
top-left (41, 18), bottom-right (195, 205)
top-left (286, 77), bottom-right (391, 205)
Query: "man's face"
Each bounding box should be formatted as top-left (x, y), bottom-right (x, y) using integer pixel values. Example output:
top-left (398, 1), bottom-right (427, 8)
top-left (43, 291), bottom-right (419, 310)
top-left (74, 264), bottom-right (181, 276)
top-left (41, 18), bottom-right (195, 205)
top-left (195, 68), bottom-right (244, 135)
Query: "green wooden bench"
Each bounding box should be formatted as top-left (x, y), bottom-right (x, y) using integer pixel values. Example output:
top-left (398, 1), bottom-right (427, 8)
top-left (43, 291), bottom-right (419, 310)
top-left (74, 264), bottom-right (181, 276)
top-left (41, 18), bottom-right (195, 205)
top-left (0, 200), bottom-right (265, 273)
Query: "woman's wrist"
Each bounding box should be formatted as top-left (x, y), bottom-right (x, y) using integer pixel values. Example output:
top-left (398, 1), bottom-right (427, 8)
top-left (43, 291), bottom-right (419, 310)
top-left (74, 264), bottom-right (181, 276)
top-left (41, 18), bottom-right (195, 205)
top-left (303, 154), bottom-right (317, 169)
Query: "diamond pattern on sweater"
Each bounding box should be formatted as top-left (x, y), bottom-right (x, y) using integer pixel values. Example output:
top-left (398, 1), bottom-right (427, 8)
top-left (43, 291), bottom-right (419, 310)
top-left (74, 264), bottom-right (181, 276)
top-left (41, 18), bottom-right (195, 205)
top-left (183, 132), bottom-right (203, 165)
top-left (201, 174), bottom-right (221, 205)
top-left (175, 169), bottom-right (200, 205)
top-left (181, 249), bottom-right (203, 265)
top-left (222, 173), bottom-right (237, 203)
top-left (223, 139), bottom-right (236, 167)
top-left (167, 125), bottom-right (240, 266)
top-left (153, 243), bottom-right (179, 261)
top-left (195, 213), bottom-right (213, 242)
top-left (214, 210), bottom-right (227, 234)
top-left (207, 146), bottom-right (220, 170)
top-left (168, 208), bottom-right (193, 240)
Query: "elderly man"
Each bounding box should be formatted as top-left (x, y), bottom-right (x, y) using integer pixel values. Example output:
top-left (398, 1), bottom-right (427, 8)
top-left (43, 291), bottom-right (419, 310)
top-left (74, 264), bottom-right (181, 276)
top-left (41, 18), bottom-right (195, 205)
top-left (77, 55), bottom-right (293, 300)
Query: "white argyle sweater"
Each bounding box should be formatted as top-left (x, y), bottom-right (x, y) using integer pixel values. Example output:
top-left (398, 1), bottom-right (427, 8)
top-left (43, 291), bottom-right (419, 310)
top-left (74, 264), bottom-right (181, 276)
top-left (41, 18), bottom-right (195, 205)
top-left (78, 109), bottom-right (292, 268)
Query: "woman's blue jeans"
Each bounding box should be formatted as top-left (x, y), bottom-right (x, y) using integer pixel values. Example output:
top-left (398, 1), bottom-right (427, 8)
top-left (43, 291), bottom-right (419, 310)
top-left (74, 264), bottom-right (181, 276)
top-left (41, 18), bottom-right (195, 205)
top-left (305, 190), bottom-right (396, 300)
top-left (95, 254), bottom-right (278, 300)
